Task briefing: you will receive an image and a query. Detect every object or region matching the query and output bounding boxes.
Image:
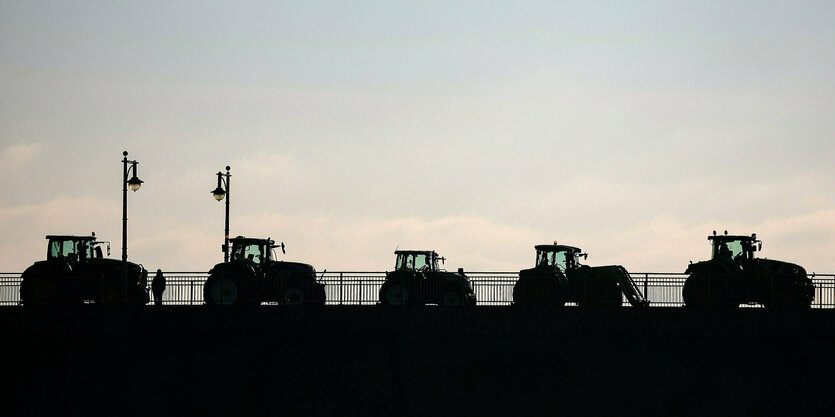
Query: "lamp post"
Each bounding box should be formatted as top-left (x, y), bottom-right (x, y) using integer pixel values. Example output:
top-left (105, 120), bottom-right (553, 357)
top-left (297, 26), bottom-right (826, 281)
top-left (211, 166), bottom-right (231, 262)
top-left (122, 151), bottom-right (143, 296)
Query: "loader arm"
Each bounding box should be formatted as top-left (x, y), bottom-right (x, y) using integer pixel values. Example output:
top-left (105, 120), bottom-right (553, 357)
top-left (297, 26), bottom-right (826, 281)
top-left (612, 266), bottom-right (649, 307)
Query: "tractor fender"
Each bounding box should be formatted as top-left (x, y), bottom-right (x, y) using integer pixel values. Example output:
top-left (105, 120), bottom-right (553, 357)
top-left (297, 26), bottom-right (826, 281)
top-left (379, 270), bottom-right (420, 305)
top-left (269, 261), bottom-right (317, 280)
top-left (514, 267), bottom-right (567, 306)
top-left (684, 260), bottom-right (736, 276)
top-left (208, 261), bottom-right (254, 278)
top-left (268, 261), bottom-right (323, 305)
top-left (204, 262), bottom-right (255, 306)
top-left (22, 260), bottom-right (71, 277)
top-left (20, 261), bottom-right (71, 305)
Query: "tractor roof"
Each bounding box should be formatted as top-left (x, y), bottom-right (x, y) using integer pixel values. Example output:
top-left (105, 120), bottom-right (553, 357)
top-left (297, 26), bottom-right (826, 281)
top-left (394, 250), bottom-right (438, 256)
top-left (230, 236), bottom-right (275, 246)
top-left (707, 235), bottom-right (756, 242)
top-left (45, 235), bottom-right (97, 241)
top-left (535, 244), bottom-right (582, 253)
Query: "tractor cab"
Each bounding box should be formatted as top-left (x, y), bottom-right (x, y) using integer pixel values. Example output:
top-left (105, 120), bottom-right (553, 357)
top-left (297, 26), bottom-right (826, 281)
top-left (534, 243), bottom-right (587, 272)
top-left (394, 250), bottom-right (444, 273)
top-left (229, 236), bottom-right (284, 268)
top-left (46, 235), bottom-right (109, 263)
top-left (708, 231), bottom-right (761, 263)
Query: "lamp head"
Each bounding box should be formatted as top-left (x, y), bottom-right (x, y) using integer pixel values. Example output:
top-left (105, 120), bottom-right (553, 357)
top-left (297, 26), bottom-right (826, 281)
top-left (127, 175), bottom-right (143, 192)
top-left (211, 186), bottom-right (226, 201)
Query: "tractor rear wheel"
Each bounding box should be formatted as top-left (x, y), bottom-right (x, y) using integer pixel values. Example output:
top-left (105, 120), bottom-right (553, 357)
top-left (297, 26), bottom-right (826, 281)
top-left (206, 277), bottom-right (240, 306)
top-left (382, 283), bottom-right (409, 305)
top-left (513, 278), bottom-right (564, 306)
top-left (20, 263), bottom-right (69, 306)
top-left (683, 274), bottom-right (711, 306)
top-left (683, 274), bottom-right (738, 308)
top-left (24, 278), bottom-right (58, 306)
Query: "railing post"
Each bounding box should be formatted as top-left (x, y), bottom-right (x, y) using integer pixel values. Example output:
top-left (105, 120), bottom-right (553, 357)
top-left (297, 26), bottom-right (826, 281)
top-left (190, 279), bottom-right (194, 305)
top-left (339, 272), bottom-right (344, 305)
top-left (812, 274), bottom-right (823, 308)
top-left (644, 273), bottom-right (649, 305)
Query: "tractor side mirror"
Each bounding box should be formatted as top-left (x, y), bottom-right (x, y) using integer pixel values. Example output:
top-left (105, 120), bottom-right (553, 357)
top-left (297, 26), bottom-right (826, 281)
top-left (758, 242), bottom-right (762, 251)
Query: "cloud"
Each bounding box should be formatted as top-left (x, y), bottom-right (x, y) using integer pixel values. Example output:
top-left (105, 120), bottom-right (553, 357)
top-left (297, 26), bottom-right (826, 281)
top-left (562, 209), bottom-right (835, 274)
top-left (0, 196), bottom-right (120, 271)
top-left (0, 143), bottom-right (46, 170)
top-left (3, 194), bottom-right (834, 278)
top-left (221, 212), bottom-right (541, 272)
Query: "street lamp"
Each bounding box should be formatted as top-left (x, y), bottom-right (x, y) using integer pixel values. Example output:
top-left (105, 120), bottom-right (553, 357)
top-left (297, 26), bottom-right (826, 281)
top-left (212, 166), bottom-right (231, 262)
top-left (122, 151), bottom-right (142, 298)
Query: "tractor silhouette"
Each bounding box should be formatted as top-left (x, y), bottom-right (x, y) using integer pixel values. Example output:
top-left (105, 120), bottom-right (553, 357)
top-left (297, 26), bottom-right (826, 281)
top-left (379, 250), bottom-right (475, 306)
top-left (20, 234), bottom-right (149, 306)
top-left (683, 231), bottom-right (814, 308)
top-left (513, 243), bottom-right (647, 307)
top-left (203, 236), bottom-right (325, 306)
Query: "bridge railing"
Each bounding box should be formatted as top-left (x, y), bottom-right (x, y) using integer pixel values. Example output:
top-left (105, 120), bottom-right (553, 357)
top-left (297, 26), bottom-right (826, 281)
top-left (1, 272), bottom-right (833, 308)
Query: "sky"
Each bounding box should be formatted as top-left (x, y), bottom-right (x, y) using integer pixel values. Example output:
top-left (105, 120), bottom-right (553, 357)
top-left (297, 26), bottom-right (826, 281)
top-left (1, 1), bottom-right (833, 273)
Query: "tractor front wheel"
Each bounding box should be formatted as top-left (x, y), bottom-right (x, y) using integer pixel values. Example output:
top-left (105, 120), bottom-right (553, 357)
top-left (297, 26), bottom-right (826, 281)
top-left (763, 280), bottom-right (812, 309)
top-left (282, 287), bottom-right (304, 305)
top-left (441, 290), bottom-right (461, 306)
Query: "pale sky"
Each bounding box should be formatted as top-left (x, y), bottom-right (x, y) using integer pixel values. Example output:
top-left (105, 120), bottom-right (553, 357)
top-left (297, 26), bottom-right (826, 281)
top-left (1, 1), bottom-right (834, 273)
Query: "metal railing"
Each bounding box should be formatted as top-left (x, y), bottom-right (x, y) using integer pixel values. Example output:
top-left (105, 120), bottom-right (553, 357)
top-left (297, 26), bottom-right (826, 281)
top-left (2, 271), bottom-right (834, 308)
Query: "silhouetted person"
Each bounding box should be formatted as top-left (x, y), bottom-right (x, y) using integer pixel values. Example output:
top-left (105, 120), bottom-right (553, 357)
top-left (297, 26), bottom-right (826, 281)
top-left (717, 243), bottom-right (732, 261)
top-left (152, 269), bottom-right (165, 306)
top-left (245, 254), bottom-right (258, 268)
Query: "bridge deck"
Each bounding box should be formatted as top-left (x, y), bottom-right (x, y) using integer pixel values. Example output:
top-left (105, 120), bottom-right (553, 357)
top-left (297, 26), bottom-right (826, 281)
top-left (1, 306), bottom-right (833, 416)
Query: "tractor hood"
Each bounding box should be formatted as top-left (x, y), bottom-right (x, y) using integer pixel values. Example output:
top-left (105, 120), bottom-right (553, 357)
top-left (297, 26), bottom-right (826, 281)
top-left (751, 258), bottom-right (808, 277)
top-left (269, 260), bottom-right (316, 276)
top-left (84, 258), bottom-right (148, 287)
top-left (519, 265), bottom-right (563, 281)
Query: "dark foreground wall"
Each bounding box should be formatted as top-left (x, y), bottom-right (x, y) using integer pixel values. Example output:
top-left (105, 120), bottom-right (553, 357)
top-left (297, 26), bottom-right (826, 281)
top-left (1, 306), bottom-right (834, 416)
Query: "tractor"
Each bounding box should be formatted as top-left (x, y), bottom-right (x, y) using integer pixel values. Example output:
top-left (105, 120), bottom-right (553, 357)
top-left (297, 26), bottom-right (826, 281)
top-left (682, 231), bottom-right (814, 308)
top-left (378, 250), bottom-right (475, 306)
top-left (19, 234), bottom-right (149, 306)
top-left (513, 243), bottom-right (647, 307)
top-left (203, 236), bottom-right (325, 306)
